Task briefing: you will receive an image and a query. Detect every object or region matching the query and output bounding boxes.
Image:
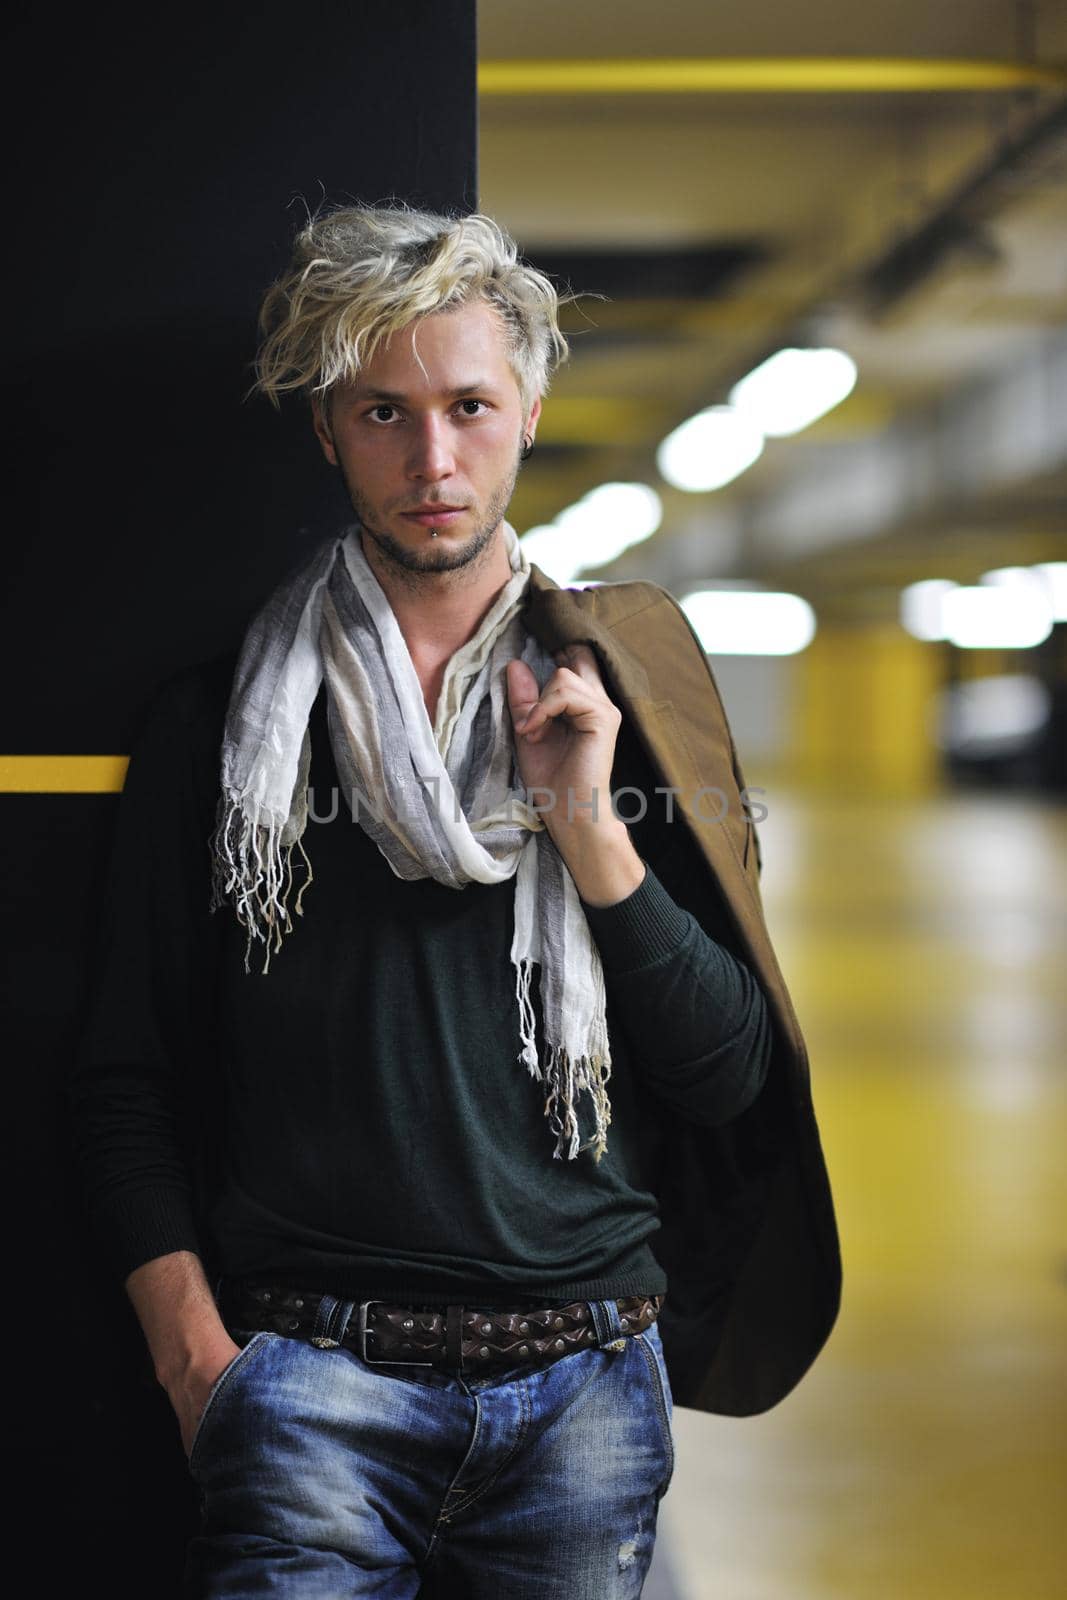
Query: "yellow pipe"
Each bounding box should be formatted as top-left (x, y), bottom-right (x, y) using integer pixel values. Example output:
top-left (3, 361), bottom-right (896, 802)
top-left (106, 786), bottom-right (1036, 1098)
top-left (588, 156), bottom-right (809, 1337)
top-left (0, 755), bottom-right (128, 792)
top-left (479, 58), bottom-right (1067, 95)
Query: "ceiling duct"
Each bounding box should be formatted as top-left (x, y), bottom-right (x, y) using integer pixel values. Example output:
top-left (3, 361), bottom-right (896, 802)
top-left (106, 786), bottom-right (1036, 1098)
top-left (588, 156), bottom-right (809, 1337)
top-left (857, 95), bottom-right (1067, 319)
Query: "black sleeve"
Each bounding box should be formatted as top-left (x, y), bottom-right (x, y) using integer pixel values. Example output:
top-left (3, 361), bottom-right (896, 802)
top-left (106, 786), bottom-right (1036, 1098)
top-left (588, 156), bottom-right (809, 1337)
top-left (579, 720), bottom-right (773, 1128)
top-left (67, 664), bottom-right (227, 1282)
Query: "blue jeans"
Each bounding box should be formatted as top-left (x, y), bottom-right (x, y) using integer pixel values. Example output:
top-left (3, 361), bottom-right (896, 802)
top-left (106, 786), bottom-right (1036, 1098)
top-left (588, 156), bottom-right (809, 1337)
top-left (184, 1295), bottom-right (674, 1598)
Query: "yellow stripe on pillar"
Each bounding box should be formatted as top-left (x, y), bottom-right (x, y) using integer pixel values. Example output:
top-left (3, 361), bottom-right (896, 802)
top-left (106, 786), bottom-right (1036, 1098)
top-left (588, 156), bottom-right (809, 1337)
top-left (0, 756), bottom-right (129, 793)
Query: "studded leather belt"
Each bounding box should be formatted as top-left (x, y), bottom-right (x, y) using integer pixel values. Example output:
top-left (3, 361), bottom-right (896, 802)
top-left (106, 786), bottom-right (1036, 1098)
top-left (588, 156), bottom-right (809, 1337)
top-left (218, 1280), bottom-right (662, 1373)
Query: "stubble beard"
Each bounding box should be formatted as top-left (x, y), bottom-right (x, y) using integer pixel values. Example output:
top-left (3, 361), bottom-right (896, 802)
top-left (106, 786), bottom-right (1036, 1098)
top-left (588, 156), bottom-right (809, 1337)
top-left (339, 445), bottom-right (523, 593)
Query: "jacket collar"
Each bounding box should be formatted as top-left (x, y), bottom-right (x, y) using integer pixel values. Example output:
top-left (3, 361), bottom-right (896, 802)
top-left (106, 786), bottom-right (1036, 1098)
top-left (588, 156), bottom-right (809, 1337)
top-left (522, 564), bottom-right (651, 698)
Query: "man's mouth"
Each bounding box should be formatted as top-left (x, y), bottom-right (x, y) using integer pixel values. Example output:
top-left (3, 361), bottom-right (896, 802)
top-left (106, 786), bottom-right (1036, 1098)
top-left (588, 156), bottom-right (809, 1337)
top-left (400, 506), bottom-right (468, 527)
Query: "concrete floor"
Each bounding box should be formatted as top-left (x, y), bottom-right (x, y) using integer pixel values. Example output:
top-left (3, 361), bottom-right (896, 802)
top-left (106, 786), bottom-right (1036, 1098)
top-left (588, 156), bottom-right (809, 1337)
top-left (648, 787), bottom-right (1067, 1600)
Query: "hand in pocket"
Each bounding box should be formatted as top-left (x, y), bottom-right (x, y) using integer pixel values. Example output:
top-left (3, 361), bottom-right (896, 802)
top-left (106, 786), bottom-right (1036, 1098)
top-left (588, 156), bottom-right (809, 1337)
top-left (168, 1330), bottom-right (244, 1458)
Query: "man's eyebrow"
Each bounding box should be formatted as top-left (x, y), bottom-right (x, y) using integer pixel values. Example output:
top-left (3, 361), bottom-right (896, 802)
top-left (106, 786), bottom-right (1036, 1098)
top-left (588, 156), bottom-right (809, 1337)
top-left (345, 381), bottom-right (502, 403)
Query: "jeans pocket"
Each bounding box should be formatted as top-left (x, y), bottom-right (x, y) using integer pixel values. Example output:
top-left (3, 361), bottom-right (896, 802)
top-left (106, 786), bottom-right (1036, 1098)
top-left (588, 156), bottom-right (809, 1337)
top-left (187, 1330), bottom-right (275, 1474)
top-left (635, 1326), bottom-right (675, 1500)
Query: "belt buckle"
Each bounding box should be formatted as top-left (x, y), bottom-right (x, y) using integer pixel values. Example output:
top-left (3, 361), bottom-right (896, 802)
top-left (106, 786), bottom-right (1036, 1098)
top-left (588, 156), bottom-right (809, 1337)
top-left (358, 1300), bottom-right (436, 1367)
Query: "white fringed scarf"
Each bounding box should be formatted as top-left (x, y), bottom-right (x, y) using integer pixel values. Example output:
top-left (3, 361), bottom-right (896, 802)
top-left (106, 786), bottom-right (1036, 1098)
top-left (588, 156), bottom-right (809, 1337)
top-left (210, 522), bottom-right (612, 1161)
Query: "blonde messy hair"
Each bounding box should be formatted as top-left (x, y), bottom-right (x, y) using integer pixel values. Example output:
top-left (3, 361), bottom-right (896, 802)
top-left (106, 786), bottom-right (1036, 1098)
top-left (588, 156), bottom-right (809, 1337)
top-left (254, 203), bottom-right (572, 416)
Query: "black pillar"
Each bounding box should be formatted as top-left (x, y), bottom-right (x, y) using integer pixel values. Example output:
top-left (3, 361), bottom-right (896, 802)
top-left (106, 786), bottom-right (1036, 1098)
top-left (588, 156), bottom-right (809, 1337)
top-left (3, 5), bottom-right (476, 1584)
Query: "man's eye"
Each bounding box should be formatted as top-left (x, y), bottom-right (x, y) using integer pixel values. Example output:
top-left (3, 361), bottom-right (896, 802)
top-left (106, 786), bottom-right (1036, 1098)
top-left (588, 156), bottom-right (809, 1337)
top-left (369, 405), bottom-right (397, 422)
top-left (458, 399), bottom-right (486, 416)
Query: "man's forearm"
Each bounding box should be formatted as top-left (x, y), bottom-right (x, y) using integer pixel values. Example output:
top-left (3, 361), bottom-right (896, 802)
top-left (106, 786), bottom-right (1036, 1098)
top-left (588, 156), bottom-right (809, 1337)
top-left (547, 816), bottom-right (647, 908)
top-left (125, 1250), bottom-right (229, 1385)
top-left (579, 862), bottom-right (774, 1126)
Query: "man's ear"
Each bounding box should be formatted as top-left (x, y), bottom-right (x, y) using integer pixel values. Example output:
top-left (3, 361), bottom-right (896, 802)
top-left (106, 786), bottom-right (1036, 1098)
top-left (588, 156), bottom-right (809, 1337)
top-left (311, 395), bottom-right (338, 466)
top-left (525, 394), bottom-right (542, 441)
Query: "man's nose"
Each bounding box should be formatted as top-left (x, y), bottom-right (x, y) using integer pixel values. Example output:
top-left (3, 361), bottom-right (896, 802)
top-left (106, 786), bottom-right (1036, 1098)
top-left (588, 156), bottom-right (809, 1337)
top-left (407, 416), bottom-right (455, 480)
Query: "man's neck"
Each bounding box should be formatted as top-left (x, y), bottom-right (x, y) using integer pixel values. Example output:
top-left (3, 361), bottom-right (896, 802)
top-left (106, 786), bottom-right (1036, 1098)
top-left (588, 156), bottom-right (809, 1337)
top-left (361, 524), bottom-right (516, 661)
top-left (360, 523), bottom-right (517, 723)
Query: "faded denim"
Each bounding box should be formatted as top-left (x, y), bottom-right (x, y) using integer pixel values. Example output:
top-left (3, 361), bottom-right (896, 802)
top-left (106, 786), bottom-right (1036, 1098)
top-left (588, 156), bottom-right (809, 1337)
top-left (184, 1296), bottom-right (674, 1598)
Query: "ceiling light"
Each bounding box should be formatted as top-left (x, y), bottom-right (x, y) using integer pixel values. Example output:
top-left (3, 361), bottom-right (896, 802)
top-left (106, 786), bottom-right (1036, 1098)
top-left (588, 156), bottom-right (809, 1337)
top-left (982, 564), bottom-right (1067, 623)
top-left (680, 589), bottom-right (816, 655)
top-left (981, 565), bottom-right (1047, 593)
top-left (729, 347), bottom-right (858, 437)
top-left (583, 482), bottom-right (662, 543)
top-left (1033, 563), bottom-right (1067, 621)
top-left (657, 406), bottom-right (764, 492)
top-left (934, 675), bottom-right (1051, 755)
top-left (557, 483), bottom-right (662, 572)
top-left (520, 483), bottom-right (663, 584)
top-left (900, 578), bottom-right (957, 641)
top-left (518, 524), bottom-right (584, 587)
top-left (524, 486), bottom-right (662, 588)
top-left (942, 585), bottom-right (1052, 649)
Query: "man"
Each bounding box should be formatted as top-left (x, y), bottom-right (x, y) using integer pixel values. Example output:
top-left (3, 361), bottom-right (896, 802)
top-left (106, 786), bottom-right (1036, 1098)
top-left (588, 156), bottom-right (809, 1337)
top-left (71, 205), bottom-right (840, 1597)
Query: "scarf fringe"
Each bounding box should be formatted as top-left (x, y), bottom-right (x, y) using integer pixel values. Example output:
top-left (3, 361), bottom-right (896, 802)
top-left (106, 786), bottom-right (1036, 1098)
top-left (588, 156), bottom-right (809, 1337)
top-left (209, 791), bottom-right (313, 975)
top-left (515, 958), bottom-right (613, 1163)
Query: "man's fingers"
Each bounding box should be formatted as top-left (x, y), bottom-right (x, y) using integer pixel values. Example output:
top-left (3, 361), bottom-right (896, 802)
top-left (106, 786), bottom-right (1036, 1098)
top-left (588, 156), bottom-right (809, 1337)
top-left (516, 672), bottom-right (614, 740)
top-left (509, 649), bottom-right (616, 741)
top-left (506, 658), bottom-right (541, 725)
top-left (554, 643), bottom-right (603, 687)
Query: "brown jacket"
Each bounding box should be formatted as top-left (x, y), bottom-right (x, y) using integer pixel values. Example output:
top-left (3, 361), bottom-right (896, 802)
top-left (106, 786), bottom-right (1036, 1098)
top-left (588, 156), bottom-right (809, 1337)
top-left (524, 567), bottom-right (842, 1416)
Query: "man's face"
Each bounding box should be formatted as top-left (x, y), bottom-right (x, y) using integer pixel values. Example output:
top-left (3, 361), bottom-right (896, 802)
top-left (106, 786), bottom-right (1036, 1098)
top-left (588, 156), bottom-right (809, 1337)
top-left (313, 298), bottom-right (540, 579)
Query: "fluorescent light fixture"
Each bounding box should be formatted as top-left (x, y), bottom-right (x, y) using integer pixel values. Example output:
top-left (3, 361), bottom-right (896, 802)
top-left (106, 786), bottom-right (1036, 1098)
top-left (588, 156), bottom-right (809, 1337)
top-left (657, 406), bottom-right (764, 492)
top-left (984, 563), bottom-right (1067, 626)
top-left (583, 482), bottom-right (662, 543)
top-left (900, 578), bottom-right (958, 640)
top-left (934, 674), bottom-right (1051, 755)
top-left (729, 346), bottom-right (858, 437)
top-left (1033, 562), bottom-right (1067, 621)
top-left (556, 482), bottom-right (662, 572)
top-left (981, 565), bottom-right (1046, 593)
top-left (519, 524), bottom-right (585, 587)
top-left (680, 588), bottom-right (816, 655)
top-left (519, 483), bottom-right (662, 583)
top-left (942, 584), bottom-right (1052, 649)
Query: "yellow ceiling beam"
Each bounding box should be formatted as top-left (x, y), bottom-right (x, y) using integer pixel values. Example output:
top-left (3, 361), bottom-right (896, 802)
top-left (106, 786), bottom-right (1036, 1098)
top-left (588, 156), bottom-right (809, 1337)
top-left (479, 58), bottom-right (1067, 95)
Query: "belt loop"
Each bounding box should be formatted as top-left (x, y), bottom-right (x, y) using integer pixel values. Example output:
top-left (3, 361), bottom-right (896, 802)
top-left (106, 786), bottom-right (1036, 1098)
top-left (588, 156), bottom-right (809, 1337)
top-left (333, 1298), bottom-right (358, 1345)
top-left (445, 1305), bottom-right (465, 1372)
top-left (312, 1293), bottom-right (341, 1346)
top-left (590, 1298), bottom-right (627, 1349)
